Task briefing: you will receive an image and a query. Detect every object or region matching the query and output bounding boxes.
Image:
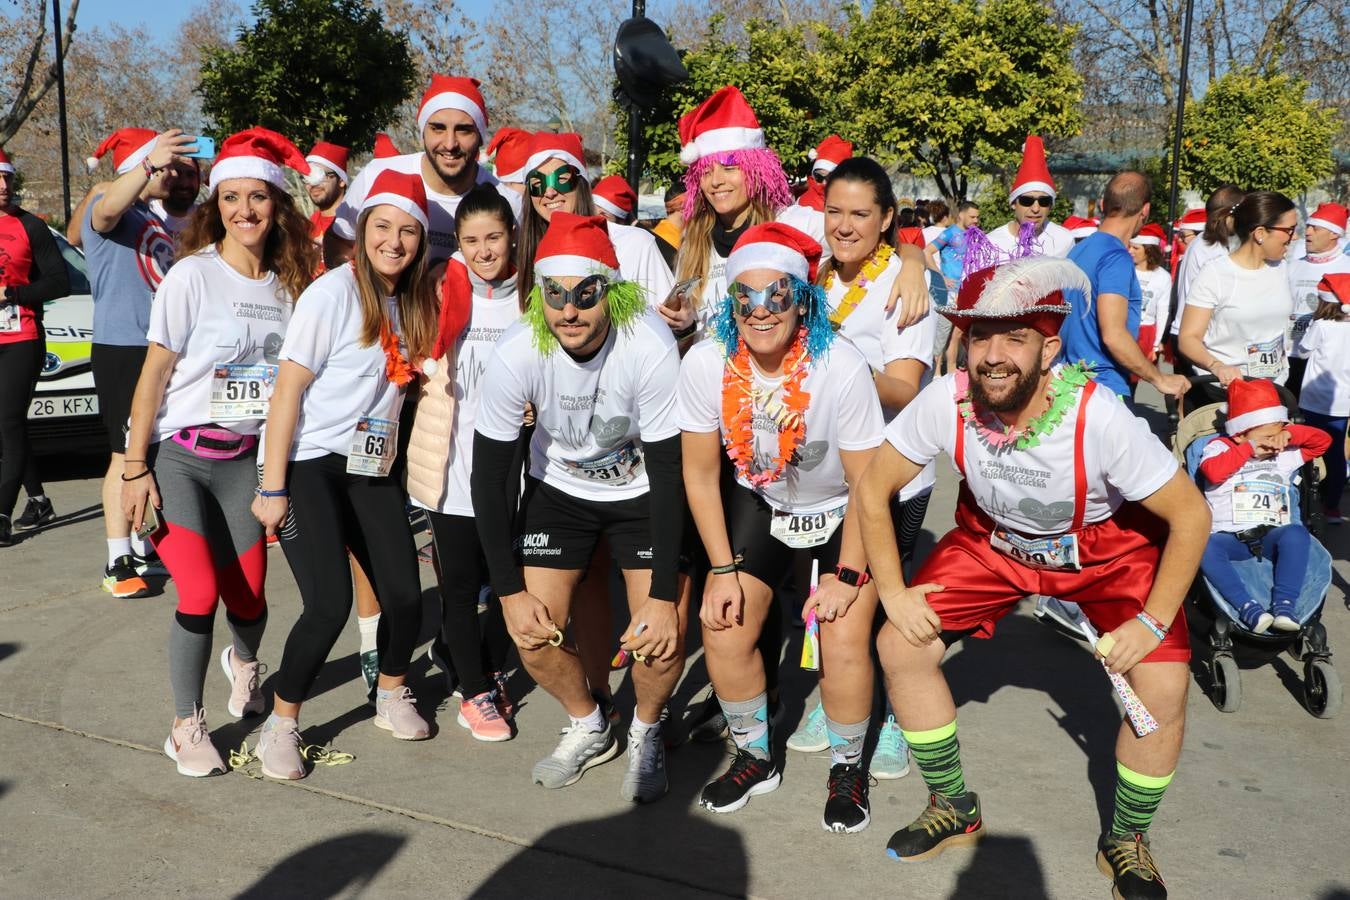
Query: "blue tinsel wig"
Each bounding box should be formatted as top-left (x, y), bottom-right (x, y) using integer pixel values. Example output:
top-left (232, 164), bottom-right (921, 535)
top-left (712, 275), bottom-right (834, 362)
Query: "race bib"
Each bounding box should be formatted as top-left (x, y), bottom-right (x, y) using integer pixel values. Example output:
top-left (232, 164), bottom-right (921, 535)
top-left (346, 416), bottom-right (398, 477)
top-left (1245, 335), bottom-right (1285, 379)
top-left (209, 363), bottom-right (277, 420)
top-left (770, 503), bottom-right (847, 550)
top-left (1291, 314), bottom-right (1311, 345)
top-left (0, 302), bottom-right (20, 333)
top-left (1232, 479), bottom-right (1290, 527)
top-left (990, 528), bottom-right (1081, 571)
top-left (562, 441), bottom-right (642, 486)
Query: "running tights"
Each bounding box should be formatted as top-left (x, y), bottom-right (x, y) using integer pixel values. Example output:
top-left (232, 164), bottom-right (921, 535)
top-left (0, 339), bottom-right (45, 519)
top-left (427, 510), bottom-right (510, 699)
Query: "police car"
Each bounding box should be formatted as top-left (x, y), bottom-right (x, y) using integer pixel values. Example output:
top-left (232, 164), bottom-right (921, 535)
top-left (28, 228), bottom-right (102, 450)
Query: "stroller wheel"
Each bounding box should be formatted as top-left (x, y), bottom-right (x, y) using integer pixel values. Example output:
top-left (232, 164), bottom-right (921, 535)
top-left (1303, 660), bottom-right (1342, 719)
top-left (1210, 654), bottom-right (1241, 713)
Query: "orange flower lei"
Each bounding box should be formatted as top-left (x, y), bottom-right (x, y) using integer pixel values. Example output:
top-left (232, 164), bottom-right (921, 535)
top-left (380, 321), bottom-right (416, 388)
top-left (722, 326), bottom-right (812, 487)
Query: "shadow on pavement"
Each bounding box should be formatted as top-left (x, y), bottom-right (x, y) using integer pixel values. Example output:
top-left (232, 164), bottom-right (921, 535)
top-left (232, 830), bottom-right (406, 899)
top-left (948, 833), bottom-right (1050, 900)
top-left (0, 642), bottom-right (19, 663)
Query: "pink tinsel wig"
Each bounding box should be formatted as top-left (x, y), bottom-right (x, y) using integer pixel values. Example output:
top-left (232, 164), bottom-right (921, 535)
top-left (682, 148), bottom-right (793, 222)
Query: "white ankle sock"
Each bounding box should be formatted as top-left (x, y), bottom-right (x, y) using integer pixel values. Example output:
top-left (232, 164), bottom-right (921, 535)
top-left (630, 715), bottom-right (659, 738)
top-left (107, 537), bottom-right (132, 567)
top-left (571, 705), bottom-right (605, 733)
top-left (357, 613), bottom-right (380, 654)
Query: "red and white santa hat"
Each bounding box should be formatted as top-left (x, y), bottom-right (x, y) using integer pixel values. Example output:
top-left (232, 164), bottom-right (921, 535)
top-left (678, 86), bottom-right (766, 166)
top-left (209, 127), bottom-right (311, 192)
top-left (87, 128), bottom-right (159, 175)
top-left (1225, 378), bottom-right (1289, 436)
top-left (1063, 215), bottom-right (1098, 239)
top-left (592, 175), bottom-right (637, 220)
top-left (1132, 222), bottom-right (1167, 246)
top-left (808, 135), bottom-right (852, 177)
top-left (1307, 202), bottom-right (1348, 236)
top-left (1008, 135), bottom-right (1055, 202)
top-left (1317, 272), bottom-right (1350, 313)
top-left (416, 75), bottom-right (489, 137)
top-left (361, 169), bottom-right (429, 231)
top-left (0, 147), bottom-right (13, 175)
top-left (304, 141), bottom-right (350, 185)
top-left (726, 222), bottom-right (822, 284)
top-left (485, 127), bottom-right (532, 184)
top-left (524, 132), bottom-right (586, 178)
top-left (373, 132), bottom-right (401, 159)
top-left (533, 211), bottom-right (619, 280)
top-left (1177, 208), bottom-right (1206, 232)
top-left (942, 256), bottom-right (1091, 337)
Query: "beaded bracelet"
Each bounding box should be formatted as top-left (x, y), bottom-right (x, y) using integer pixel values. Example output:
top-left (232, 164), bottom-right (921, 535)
top-left (255, 487), bottom-right (289, 498)
top-left (1135, 612), bottom-right (1168, 641)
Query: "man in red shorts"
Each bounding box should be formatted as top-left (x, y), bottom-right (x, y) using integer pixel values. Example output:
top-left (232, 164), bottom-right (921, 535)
top-left (857, 256), bottom-right (1211, 900)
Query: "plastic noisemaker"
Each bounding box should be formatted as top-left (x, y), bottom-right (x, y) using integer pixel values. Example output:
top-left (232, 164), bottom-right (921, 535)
top-left (1076, 620), bottom-right (1159, 737)
top-left (799, 560), bottom-right (821, 671)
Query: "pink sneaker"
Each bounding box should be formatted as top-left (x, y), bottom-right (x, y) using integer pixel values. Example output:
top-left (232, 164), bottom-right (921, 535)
top-left (163, 708), bottom-right (226, 777)
top-left (493, 671), bottom-right (515, 720)
top-left (457, 691), bottom-right (513, 742)
top-left (219, 646), bottom-right (264, 718)
top-left (374, 685), bottom-right (431, 740)
top-left (256, 715), bottom-right (306, 780)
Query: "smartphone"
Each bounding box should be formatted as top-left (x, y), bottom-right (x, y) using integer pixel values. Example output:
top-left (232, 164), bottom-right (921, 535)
top-left (664, 276), bottom-right (699, 311)
top-left (185, 135), bottom-right (216, 160)
top-left (135, 504), bottom-right (161, 541)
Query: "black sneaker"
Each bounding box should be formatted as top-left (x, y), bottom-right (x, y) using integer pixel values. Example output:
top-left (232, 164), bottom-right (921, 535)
top-left (885, 792), bottom-right (983, 862)
top-left (822, 762), bottom-right (872, 834)
top-left (1097, 832), bottom-right (1168, 899)
top-left (700, 749), bottom-right (780, 813)
top-left (13, 497), bottom-right (54, 531)
top-left (102, 555), bottom-right (150, 599)
top-left (133, 549), bottom-right (168, 577)
top-left (0, 515), bottom-right (13, 548)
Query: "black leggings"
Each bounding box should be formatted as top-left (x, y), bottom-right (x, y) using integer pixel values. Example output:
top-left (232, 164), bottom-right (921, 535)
top-left (427, 510), bottom-right (510, 698)
top-left (0, 338), bottom-right (45, 518)
top-left (273, 453), bottom-right (423, 705)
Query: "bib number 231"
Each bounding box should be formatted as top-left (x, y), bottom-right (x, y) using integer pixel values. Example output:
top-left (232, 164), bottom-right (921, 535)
top-left (347, 416), bottom-right (399, 477)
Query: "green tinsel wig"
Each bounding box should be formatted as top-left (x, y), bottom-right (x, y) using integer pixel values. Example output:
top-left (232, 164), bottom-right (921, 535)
top-left (524, 280), bottom-right (649, 355)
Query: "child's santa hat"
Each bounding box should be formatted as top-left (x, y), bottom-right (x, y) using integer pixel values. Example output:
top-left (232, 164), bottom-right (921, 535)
top-left (533, 211), bottom-right (619, 279)
top-left (1306, 202), bottom-right (1348, 236)
top-left (1008, 135), bottom-right (1055, 202)
top-left (361, 169), bottom-right (429, 231)
top-left (208, 127), bottom-right (311, 192)
top-left (304, 141), bottom-right (350, 186)
top-left (1225, 378), bottom-right (1289, 436)
top-left (1317, 272), bottom-right (1350, 314)
top-left (592, 175), bottom-right (637, 221)
top-left (417, 75), bottom-right (489, 138)
top-left (942, 256), bottom-right (1091, 337)
top-left (808, 135), bottom-right (852, 177)
top-left (1132, 223), bottom-right (1167, 246)
top-left (87, 128), bottom-right (159, 175)
top-left (485, 127), bottom-right (532, 184)
top-left (726, 222), bottom-right (822, 284)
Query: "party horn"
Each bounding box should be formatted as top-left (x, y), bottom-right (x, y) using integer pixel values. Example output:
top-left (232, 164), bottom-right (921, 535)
top-left (612, 622), bottom-right (648, 668)
top-left (799, 560), bottom-right (821, 671)
top-left (1076, 620), bottom-right (1159, 737)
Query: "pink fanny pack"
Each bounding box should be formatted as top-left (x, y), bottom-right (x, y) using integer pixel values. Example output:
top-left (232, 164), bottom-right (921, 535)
top-left (172, 426), bottom-right (257, 460)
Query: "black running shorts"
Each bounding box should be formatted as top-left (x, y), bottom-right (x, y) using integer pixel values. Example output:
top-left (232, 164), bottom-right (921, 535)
top-left (724, 483), bottom-right (844, 588)
top-left (92, 343), bottom-right (148, 454)
top-left (516, 478), bottom-right (655, 571)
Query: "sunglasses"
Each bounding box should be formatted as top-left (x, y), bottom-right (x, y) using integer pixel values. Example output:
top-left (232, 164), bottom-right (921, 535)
top-left (540, 274), bottom-right (608, 310)
top-left (526, 165), bottom-right (581, 198)
top-left (1263, 225), bottom-right (1297, 237)
top-left (728, 276), bottom-right (795, 317)
top-left (1015, 195), bottom-right (1054, 209)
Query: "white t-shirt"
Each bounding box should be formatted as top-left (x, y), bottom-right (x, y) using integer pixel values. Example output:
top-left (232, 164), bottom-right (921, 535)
top-left (922, 224), bottom-right (945, 246)
top-left (1184, 255), bottom-right (1293, 383)
top-left (475, 310), bottom-right (681, 501)
top-left (146, 248), bottom-right (291, 440)
top-left (273, 265), bottom-right (407, 461)
top-left (331, 153), bottom-right (523, 262)
top-left (987, 220), bottom-right (1075, 259)
top-left (886, 370), bottom-right (1177, 535)
top-left (609, 221), bottom-right (674, 306)
top-left (1173, 236), bottom-right (1231, 334)
top-left (676, 338), bottom-right (884, 514)
top-left (1137, 266), bottom-right (1173, 335)
top-left (1200, 439), bottom-right (1305, 533)
top-left (1286, 250), bottom-right (1350, 357)
top-left (825, 252), bottom-right (937, 500)
top-left (1298, 319), bottom-right (1350, 417)
top-left (777, 204), bottom-right (825, 247)
top-left (689, 245), bottom-right (730, 341)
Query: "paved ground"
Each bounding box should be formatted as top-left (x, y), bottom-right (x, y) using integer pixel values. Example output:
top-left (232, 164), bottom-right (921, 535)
top-left (3, 401), bottom-right (1350, 899)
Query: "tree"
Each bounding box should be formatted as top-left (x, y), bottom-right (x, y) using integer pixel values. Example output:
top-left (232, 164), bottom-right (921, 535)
top-left (197, 0), bottom-right (416, 149)
top-left (1175, 69), bottom-right (1336, 197)
top-left (0, 0), bottom-right (80, 145)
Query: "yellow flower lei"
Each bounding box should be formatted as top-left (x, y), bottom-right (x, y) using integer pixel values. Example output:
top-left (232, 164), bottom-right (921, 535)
top-left (825, 243), bottom-right (895, 330)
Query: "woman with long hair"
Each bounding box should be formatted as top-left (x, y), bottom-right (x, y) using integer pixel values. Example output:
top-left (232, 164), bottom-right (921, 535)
top-left (251, 170), bottom-right (440, 779)
top-left (120, 128), bottom-right (315, 777)
top-left (1170, 183), bottom-right (1244, 364)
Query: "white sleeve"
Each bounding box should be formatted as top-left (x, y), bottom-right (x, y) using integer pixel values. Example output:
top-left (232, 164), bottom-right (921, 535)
top-left (834, 350), bottom-right (885, 450)
top-left (331, 164), bottom-right (375, 241)
top-left (278, 283), bottom-right (339, 375)
top-left (1183, 263), bottom-right (1220, 310)
top-left (636, 336), bottom-right (682, 442)
top-left (675, 342), bottom-right (722, 433)
top-left (1302, 320), bottom-right (1323, 354)
top-left (883, 378), bottom-right (953, 465)
top-left (622, 227), bottom-right (674, 304)
top-left (1153, 272), bottom-right (1173, 344)
top-left (883, 304), bottom-right (936, 367)
top-left (145, 263), bottom-right (201, 353)
top-left (473, 339), bottom-right (530, 442)
top-left (1096, 394), bottom-right (1179, 500)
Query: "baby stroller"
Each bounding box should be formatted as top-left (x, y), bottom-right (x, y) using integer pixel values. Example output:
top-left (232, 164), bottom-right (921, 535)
top-left (1169, 376), bottom-right (1341, 718)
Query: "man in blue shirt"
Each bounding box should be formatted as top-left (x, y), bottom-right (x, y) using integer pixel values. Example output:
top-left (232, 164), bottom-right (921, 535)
top-left (1066, 172), bottom-right (1188, 403)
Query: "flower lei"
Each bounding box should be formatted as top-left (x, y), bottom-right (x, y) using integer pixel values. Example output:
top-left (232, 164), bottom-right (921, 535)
top-left (380, 321), bottom-right (416, 388)
top-left (954, 362), bottom-right (1091, 451)
top-left (722, 326), bottom-right (812, 487)
top-left (825, 243), bottom-right (894, 330)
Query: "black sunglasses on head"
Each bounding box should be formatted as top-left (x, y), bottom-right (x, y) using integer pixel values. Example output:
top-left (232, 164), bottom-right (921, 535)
top-left (1015, 195), bottom-right (1054, 209)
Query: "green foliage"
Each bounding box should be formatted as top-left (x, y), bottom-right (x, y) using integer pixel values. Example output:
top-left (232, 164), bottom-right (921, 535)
top-left (1176, 69), bottom-right (1336, 197)
top-left (197, 0), bottom-right (416, 149)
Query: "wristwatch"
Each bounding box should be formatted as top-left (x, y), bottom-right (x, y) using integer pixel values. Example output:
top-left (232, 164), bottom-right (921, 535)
top-left (835, 564), bottom-right (871, 587)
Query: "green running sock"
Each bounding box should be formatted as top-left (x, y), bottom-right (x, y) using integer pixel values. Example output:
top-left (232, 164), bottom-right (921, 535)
top-left (902, 720), bottom-right (968, 801)
top-left (1111, 763), bottom-right (1173, 836)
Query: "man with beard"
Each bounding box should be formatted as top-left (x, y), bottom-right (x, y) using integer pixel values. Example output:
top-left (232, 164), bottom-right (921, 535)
top-left (856, 256), bottom-right (1210, 900)
top-left (68, 158), bottom-right (200, 248)
top-left (324, 75), bottom-right (521, 269)
top-left (303, 141), bottom-right (349, 247)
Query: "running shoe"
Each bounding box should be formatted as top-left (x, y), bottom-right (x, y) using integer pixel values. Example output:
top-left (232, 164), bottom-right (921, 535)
top-left (620, 723), bottom-right (667, 803)
top-left (0, 516), bottom-right (12, 548)
top-left (257, 715), bottom-right (306, 780)
top-left (13, 496), bottom-right (54, 531)
top-left (787, 700), bottom-right (829, 752)
top-left (374, 685), bottom-right (431, 740)
top-left (163, 707), bottom-right (226, 777)
top-left (700, 749), bottom-right (780, 813)
top-left (219, 646), bottom-right (264, 718)
top-left (102, 555), bottom-right (149, 599)
top-left (871, 714), bottom-right (911, 780)
top-left (1097, 831), bottom-right (1168, 899)
top-left (457, 691), bottom-right (512, 742)
top-left (360, 648), bottom-right (380, 705)
top-left (822, 762), bottom-right (872, 833)
top-left (132, 549), bottom-right (168, 577)
top-left (426, 639), bottom-right (460, 699)
top-left (531, 720), bottom-right (619, 788)
top-left (886, 792), bottom-right (983, 862)
top-left (492, 671), bottom-right (515, 720)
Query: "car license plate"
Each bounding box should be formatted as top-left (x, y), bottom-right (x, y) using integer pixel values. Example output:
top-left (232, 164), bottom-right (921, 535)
top-left (30, 394), bottom-right (99, 418)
